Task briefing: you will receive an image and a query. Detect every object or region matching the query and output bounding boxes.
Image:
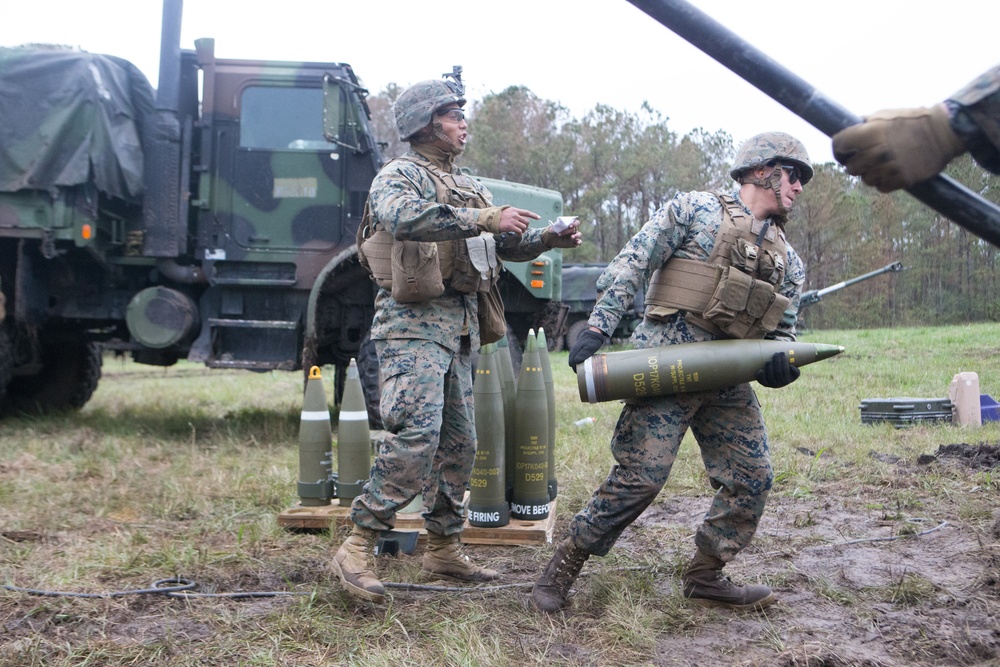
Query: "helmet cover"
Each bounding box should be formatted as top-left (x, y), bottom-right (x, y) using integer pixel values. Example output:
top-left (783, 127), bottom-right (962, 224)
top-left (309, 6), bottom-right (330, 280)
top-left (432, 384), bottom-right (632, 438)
top-left (393, 78), bottom-right (466, 141)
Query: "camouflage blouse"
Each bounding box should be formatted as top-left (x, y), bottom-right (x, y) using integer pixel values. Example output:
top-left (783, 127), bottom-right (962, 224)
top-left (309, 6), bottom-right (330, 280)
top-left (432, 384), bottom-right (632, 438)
top-left (367, 147), bottom-right (551, 350)
top-left (949, 64), bottom-right (1000, 173)
top-left (588, 188), bottom-right (805, 347)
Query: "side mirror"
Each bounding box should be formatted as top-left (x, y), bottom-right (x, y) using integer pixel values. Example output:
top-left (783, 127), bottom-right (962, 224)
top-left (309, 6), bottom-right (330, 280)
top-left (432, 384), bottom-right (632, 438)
top-left (323, 73), bottom-right (364, 152)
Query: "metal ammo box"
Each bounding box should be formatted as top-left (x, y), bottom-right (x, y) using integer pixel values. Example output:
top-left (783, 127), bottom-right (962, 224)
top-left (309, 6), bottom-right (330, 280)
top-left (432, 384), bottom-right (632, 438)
top-left (859, 397), bottom-right (953, 428)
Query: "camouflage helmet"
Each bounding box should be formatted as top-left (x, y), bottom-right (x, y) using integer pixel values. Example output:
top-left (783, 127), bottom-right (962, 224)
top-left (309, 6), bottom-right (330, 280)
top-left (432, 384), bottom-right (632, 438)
top-left (393, 77), bottom-right (466, 141)
top-left (730, 131), bottom-right (814, 185)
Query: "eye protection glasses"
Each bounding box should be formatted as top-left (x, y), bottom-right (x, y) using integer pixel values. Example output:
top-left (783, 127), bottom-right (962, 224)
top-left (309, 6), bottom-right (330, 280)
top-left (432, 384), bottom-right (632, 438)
top-left (781, 164), bottom-right (801, 184)
top-left (436, 108), bottom-right (466, 123)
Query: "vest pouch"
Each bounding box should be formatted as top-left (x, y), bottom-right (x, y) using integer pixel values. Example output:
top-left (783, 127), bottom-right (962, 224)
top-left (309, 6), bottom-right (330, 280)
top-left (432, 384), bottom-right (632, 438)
top-left (644, 305), bottom-right (680, 323)
top-left (757, 248), bottom-right (785, 286)
top-left (390, 240), bottom-right (445, 303)
top-left (720, 281), bottom-right (789, 339)
top-left (702, 265), bottom-right (752, 333)
top-left (729, 238), bottom-right (759, 275)
top-left (756, 291), bottom-right (790, 336)
top-left (745, 279), bottom-right (775, 319)
top-left (477, 283), bottom-right (507, 345)
top-left (359, 228), bottom-right (395, 289)
top-left (450, 233), bottom-right (498, 294)
top-left (722, 279), bottom-right (777, 339)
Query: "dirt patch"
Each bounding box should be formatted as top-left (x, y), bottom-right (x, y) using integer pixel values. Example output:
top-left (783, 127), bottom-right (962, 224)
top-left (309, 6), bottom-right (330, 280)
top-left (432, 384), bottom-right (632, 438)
top-left (631, 492), bottom-right (999, 667)
top-left (917, 442), bottom-right (1000, 469)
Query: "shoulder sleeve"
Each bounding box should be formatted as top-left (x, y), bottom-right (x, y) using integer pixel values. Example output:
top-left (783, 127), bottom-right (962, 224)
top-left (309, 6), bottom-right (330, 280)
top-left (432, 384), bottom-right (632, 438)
top-left (369, 161), bottom-right (487, 242)
top-left (948, 64), bottom-right (1000, 174)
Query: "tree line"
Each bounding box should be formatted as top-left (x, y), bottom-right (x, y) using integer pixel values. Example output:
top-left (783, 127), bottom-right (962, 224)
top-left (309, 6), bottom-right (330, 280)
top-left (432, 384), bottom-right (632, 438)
top-left (366, 85), bottom-right (1000, 330)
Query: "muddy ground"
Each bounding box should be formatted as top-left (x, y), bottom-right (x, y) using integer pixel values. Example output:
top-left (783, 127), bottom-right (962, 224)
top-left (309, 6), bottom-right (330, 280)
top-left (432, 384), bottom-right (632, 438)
top-left (2, 442), bottom-right (999, 666)
top-left (626, 442), bottom-right (1000, 667)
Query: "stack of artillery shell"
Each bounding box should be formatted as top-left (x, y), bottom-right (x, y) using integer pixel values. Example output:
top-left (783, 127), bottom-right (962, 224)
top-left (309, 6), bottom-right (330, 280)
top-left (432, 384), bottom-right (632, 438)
top-left (297, 366), bottom-right (334, 506)
top-left (577, 339), bottom-right (845, 403)
top-left (468, 343), bottom-right (510, 527)
top-left (535, 328), bottom-right (558, 500)
top-left (496, 335), bottom-right (517, 502)
top-left (472, 331), bottom-right (560, 525)
top-left (510, 330), bottom-right (551, 520)
top-left (336, 358), bottom-right (372, 507)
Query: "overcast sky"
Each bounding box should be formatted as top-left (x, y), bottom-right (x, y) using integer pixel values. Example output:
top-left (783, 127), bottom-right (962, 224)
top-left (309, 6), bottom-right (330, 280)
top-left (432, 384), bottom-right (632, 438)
top-left (2, 0), bottom-right (997, 166)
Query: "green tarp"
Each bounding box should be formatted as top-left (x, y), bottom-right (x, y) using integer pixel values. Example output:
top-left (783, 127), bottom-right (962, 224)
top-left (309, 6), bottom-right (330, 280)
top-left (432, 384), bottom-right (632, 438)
top-left (0, 47), bottom-right (155, 201)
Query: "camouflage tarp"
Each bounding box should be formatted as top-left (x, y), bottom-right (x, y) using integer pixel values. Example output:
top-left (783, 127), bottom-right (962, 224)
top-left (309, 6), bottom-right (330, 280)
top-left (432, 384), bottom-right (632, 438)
top-left (0, 47), bottom-right (155, 201)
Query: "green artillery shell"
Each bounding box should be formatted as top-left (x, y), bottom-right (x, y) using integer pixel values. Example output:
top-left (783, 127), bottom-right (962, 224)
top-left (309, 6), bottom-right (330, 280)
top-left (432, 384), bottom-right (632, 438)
top-left (536, 328), bottom-right (558, 501)
top-left (578, 339), bottom-right (844, 403)
top-left (511, 330), bottom-right (550, 520)
top-left (337, 358), bottom-right (371, 507)
top-left (469, 343), bottom-right (510, 527)
top-left (297, 366), bottom-right (333, 506)
top-left (496, 334), bottom-right (517, 502)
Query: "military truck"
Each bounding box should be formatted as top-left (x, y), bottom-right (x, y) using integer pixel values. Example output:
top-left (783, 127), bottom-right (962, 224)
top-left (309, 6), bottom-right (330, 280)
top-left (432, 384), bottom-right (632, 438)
top-left (559, 263), bottom-right (645, 351)
top-left (0, 0), bottom-right (566, 420)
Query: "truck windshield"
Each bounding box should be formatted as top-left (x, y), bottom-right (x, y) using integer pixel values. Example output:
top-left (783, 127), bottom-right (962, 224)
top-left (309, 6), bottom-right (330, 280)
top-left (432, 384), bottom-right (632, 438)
top-left (239, 86), bottom-right (329, 151)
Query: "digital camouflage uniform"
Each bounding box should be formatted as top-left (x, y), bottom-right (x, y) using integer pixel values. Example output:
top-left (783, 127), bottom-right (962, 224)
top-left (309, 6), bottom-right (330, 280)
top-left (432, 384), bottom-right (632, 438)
top-left (567, 187), bottom-right (804, 561)
top-left (352, 144), bottom-right (556, 536)
top-left (949, 64), bottom-right (1000, 173)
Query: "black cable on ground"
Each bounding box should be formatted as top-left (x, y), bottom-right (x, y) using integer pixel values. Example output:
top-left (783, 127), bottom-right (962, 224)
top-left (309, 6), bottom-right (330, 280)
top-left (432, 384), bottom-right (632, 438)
top-left (2, 578), bottom-right (199, 598)
top-left (1, 576), bottom-right (533, 599)
top-left (4, 522), bottom-right (949, 600)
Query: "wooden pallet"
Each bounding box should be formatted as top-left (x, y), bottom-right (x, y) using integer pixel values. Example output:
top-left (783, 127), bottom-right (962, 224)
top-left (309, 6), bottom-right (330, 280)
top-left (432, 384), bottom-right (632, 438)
top-left (278, 499), bottom-right (557, 546)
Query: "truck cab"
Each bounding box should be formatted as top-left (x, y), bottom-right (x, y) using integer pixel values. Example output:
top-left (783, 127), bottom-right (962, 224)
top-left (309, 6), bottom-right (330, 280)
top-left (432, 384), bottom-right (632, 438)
top-left (0, 0), bottom-right (567, 418)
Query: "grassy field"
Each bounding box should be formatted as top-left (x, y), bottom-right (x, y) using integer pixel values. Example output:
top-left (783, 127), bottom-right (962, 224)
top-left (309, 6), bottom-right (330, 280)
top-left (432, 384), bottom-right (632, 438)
top-left (2, 323), bottom-right (999, 666)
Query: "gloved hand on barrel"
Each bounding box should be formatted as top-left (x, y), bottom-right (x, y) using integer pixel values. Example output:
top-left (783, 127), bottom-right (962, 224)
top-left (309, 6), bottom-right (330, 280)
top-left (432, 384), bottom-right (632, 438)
top-left (568, 328), bottom-right (609, 371)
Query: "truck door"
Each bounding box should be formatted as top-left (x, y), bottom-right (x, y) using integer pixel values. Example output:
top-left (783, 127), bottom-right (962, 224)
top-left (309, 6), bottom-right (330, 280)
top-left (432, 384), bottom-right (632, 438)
top-left (227, 83), bottom-right (347, 285)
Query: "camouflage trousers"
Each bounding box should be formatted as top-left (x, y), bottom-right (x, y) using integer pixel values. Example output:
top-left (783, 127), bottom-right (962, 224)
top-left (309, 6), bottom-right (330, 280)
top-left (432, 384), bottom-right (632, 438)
top-left (568, 381), bottom-right (772, 562)
top-left (350, 337), bottom-right (475, 536)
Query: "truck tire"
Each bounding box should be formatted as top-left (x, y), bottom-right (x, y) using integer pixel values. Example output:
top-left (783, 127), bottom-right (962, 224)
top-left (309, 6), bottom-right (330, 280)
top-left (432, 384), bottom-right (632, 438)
top-left (565, 319), bottom-right (590, 352)
top-left (0, 328), bottom-right (12, 405)
top-left (4, 336), bottom-right (102, 415)
top-left (548, 330), bottom-right (565, 353)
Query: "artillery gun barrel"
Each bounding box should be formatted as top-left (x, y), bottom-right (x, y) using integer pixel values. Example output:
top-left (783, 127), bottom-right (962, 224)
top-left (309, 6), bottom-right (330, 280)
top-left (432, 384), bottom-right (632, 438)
top-left (625, 0), bottom-right (1000, 248)
top-left (800, 261), bottom-right (904, 307)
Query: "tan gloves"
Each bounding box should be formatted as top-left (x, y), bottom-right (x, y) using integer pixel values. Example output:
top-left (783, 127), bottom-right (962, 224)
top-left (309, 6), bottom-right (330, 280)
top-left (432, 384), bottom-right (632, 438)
top-left (832, 103), bottom-right (966, 192)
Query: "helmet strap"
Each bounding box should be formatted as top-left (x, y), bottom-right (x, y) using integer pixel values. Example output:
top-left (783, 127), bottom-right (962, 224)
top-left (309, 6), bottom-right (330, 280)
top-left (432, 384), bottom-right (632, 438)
top-left (740, 164), bottom-right (790, 221)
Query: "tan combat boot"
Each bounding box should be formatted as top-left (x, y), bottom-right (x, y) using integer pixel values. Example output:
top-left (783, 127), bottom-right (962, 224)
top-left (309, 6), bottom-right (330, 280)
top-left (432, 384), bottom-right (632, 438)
top-left (331, 525), bottom-right (385, 602)
top-left (422, 532), bottom-right (499, 582)
top-left (530, 537), bottom-right (590, 613)
top-left (682, 550), bottom-right (774, 610)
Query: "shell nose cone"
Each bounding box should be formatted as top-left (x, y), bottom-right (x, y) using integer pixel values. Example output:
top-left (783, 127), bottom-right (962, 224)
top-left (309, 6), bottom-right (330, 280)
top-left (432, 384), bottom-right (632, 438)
top-left (813, 344), bottom-right (845, 361)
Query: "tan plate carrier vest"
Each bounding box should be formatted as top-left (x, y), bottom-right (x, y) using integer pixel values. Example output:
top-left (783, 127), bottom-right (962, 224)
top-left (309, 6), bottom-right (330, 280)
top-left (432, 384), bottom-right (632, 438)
top-left (356, 154), bottom-right (501, 303)
top-left (644, 193), bottom-right (791, 339)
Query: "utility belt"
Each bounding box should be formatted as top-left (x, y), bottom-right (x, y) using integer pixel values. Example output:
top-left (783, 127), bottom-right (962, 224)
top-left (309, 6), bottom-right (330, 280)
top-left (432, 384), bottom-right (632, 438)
top-left (644, 193), bottom-right (790, 339)
top-left (358, 225), bottom-right (499, 302)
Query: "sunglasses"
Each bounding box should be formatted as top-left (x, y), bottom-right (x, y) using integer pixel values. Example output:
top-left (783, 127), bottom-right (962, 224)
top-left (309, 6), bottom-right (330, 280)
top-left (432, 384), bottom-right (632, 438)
top-left (781, 164), bottom-right (801, 184)
top-left (436, 108), bottom-right (466, 123)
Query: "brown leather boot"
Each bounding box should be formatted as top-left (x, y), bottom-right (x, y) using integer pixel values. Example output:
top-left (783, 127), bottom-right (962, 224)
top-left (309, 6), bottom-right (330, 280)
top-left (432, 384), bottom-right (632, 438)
top-left (530, 537), bottom-right (590, 613)
top-left (422, 532), bottom-right (499, 582)
top-left (682, 550), bottom-right (774, 610)
top-left (331, 525), bottom-right (385, 601)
